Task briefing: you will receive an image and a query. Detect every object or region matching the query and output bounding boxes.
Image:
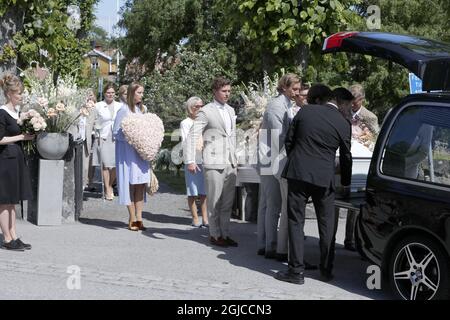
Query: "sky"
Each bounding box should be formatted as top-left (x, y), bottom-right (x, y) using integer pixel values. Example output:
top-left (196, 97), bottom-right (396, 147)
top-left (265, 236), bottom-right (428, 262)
top-left (94, 0), bottom-right (126, 36)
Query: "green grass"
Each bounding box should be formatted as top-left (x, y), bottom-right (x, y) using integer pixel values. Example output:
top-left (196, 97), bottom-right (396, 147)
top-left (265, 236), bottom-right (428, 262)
top-left (154, 169), bottom-right (186, 194)
top-left (434, 153), bottom-right (450, 161)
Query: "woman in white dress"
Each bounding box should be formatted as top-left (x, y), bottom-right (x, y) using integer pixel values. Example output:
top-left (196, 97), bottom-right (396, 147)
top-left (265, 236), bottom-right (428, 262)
top-left (113, 82), bottom-right (150, 231)
top-left (93, 83), bottom-right (121, 200)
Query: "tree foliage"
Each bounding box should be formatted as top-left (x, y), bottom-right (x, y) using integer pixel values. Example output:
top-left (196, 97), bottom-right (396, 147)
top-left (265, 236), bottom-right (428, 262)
top-left (0, 0), bottom-right (98, 82)
top-left (142, 48), bottom-right (238, 130)
top-left (88, 24), bottom-right (112, 49)
top-left (117, 0), bottom-right (450, 123)
top-left (223, 0), bottom-right (362, 77)
top-left (119, 0), bottom-right (195, 68)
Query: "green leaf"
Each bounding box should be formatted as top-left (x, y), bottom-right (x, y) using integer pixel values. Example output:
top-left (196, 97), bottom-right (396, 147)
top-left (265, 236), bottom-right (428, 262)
top-left (330, 0), bottom-right (336, 10)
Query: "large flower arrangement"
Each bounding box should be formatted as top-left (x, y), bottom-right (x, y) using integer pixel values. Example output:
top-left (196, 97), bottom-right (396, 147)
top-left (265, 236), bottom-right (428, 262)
top-left (121, 113), bottom-right (165, 161)
top-left (19, 64), bottom-right (94, 133)
top-left (237, 73), bottom-right (279, 165)
top-left (239, 73), bottom-right (279, 132)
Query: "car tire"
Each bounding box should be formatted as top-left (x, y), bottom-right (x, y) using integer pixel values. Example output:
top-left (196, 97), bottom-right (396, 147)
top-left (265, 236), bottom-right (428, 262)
top-left (388, 235), bottom-right (450, 300)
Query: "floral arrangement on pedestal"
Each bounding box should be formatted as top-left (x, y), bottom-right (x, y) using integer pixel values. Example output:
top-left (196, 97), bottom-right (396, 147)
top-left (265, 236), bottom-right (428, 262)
top-left (19, 64), bottom-right (94, 133)
top-left (121, 113), bottom-right (165, 161)
top-left (18, 63), bottom-right (95, 158)
top-left (237, 73), bottom-right (279, 165)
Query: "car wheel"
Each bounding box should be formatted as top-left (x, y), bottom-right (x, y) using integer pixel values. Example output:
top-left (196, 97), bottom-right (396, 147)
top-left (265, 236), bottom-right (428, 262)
top-left (389, 235), bottom-right (450, 300)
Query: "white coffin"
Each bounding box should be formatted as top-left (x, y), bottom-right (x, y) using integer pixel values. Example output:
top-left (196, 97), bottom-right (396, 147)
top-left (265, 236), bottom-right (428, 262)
top-left (336, 140), bottom-right (373, 193)
top-left (236, 140), bottom-right (373, 191)
top-left (236, 166), bottom-right (260, 186)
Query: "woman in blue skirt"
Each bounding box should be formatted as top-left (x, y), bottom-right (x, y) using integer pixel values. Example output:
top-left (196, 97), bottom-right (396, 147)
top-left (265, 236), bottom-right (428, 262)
top-left (113, 82), bottom-right (150, 231)
top-left (180, 97), bottom-right (208, 228)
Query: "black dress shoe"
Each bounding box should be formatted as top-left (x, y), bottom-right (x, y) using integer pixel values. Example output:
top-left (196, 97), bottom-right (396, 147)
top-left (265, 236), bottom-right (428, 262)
top-left (265, 251), bottom-right (276, 259)
top-left (276, 253), bottom-right (288, 262)
top-left (319, 270), bottom-right (334, 282)
top-left (224, 237), bottom-right (238, 247)
top-left (305, 260), bottom-right (318, 270)
top-left (210, 236), bottom-right (228, 247)
top-left (15, 238), bottom-right (31, 250)
top-left (274, 270), bottom-right (304, 285)
top-left (1, 240), bottom-right (25, 251)
top-left (344, 243), bottom-right (356, 252)
top-left (257, 248), bottom-right (265, 256)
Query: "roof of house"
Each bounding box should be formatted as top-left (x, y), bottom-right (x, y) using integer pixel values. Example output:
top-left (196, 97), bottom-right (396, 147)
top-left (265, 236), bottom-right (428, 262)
top-left (84, 49), bottom-right (112, 61)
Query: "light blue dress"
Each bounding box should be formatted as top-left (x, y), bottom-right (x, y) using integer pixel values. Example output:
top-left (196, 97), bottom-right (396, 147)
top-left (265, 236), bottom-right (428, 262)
top-left (113, 104), bottom-right (151, 205)
top-left (180, 118), bottom-right (206, 197)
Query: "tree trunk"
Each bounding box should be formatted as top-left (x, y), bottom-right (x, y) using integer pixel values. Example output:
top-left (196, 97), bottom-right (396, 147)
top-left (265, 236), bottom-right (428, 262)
top-left (0, 7), bottom-right (24, 103)
top-left (297, 44), bottom-right (309, 73)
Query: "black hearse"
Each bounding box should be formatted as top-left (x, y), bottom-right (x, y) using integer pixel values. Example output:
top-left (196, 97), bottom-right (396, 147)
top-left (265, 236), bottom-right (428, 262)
top-left (323, 32), bottom-right (450, 300)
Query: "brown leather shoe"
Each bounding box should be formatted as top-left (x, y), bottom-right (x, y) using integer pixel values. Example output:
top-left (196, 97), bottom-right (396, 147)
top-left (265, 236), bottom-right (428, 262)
top-left (128, 221), bottom-right (139, 231)
top-left (224, 237), bottom-right (238, 247)
top-left (209, 236), bottom-right (228, 247)
top-left (135, 221), bottom-right (146, 231)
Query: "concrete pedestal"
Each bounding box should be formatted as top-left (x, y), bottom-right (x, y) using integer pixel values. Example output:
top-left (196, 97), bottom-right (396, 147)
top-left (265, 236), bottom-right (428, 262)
top-left (37, 160), bottom-right (64, 226)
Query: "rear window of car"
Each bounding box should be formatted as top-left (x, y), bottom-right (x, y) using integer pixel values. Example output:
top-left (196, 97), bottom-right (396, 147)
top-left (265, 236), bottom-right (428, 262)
top-left (380, 104), bottom-right (450, 187)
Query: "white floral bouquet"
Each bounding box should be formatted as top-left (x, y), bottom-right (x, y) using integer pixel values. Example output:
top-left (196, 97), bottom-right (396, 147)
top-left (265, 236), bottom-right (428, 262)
top-left (239, 72), bottom-right (279, 132)
top-left (121, 113), bottom-right (165, 161)
top-left (20, 63), bottom-right (94, 133)
top-left (237, 73), bottom-right (279, 165)
top-left (17, 109), bottom-right (47, 154)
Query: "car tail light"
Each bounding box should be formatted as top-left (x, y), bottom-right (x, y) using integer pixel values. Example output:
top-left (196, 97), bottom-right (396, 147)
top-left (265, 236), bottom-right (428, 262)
top-left (322, 32), bottom-right (359, 51)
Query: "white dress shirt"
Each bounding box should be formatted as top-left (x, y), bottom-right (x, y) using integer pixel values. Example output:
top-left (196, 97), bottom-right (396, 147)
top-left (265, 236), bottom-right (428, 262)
top-left (214, 100), bottom-right (232, 136)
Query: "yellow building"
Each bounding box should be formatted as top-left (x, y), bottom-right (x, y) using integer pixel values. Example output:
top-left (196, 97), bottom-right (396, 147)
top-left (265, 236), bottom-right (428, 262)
top-left (83, 47), bottom-right (121, 83)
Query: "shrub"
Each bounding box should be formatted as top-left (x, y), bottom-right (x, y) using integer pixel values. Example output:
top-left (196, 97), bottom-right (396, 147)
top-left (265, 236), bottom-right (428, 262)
top-left (141, 48), bottom-right (238, 131)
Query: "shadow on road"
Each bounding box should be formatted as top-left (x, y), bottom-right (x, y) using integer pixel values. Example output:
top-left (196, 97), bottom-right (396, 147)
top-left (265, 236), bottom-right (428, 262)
top-left (139, 216), bottom-right (395, 300)
top-left (79, 218), bottom-right (128, 230)
top-left (78, 203), bottom-right (395, 300)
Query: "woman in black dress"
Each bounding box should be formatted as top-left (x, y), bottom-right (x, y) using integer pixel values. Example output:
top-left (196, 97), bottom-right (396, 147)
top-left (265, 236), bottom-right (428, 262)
top-left (0, 74), bottom-right (34, 251)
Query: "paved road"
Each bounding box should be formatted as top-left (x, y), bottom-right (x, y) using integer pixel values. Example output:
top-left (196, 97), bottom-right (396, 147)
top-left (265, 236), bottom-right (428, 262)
top-left (0, 183), bottom-right (395, 300)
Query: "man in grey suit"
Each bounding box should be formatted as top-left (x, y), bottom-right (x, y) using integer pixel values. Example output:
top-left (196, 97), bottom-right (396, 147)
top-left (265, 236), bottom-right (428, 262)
top-left (257, 74), bottom-right (301, 259)
top-left (349, 84), bottom-right (379, 134)
top-left (186, 77), bottom-right (238, 247)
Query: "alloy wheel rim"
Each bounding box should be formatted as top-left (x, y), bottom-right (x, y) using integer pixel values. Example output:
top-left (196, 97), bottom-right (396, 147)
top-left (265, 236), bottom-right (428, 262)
top-left (393, 242), bottom-right (440, 300)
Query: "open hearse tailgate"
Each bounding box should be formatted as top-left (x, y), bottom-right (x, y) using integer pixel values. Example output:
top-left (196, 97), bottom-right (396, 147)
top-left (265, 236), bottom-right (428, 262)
top-left (322, 31), bottom-right (450, 91)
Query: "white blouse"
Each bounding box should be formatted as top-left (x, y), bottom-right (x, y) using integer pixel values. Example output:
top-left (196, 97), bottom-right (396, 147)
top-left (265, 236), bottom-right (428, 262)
top-left (180, 117), bottom-right (203, 164)
top-left (94, 100), bottom-right (121, 139)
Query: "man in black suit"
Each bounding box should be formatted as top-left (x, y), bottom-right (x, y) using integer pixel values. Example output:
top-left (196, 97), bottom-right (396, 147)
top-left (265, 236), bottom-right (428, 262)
top-left (274, 84), bottom-right (352, 285)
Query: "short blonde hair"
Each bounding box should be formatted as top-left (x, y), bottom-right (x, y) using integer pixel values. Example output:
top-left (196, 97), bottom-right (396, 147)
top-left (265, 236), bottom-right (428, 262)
top-left (277, 73), bottom-right (300, 94)
top-left (349, 84), bottom-right (365, 100)
top-left (185, 96), bottom-right (203, 118)
top-left (0, 74), bottom-right (23, 99)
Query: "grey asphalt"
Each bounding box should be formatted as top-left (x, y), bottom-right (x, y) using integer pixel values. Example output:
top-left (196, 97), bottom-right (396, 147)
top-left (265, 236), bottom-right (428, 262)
top-left (0, 182), bottom-right (395, 300)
